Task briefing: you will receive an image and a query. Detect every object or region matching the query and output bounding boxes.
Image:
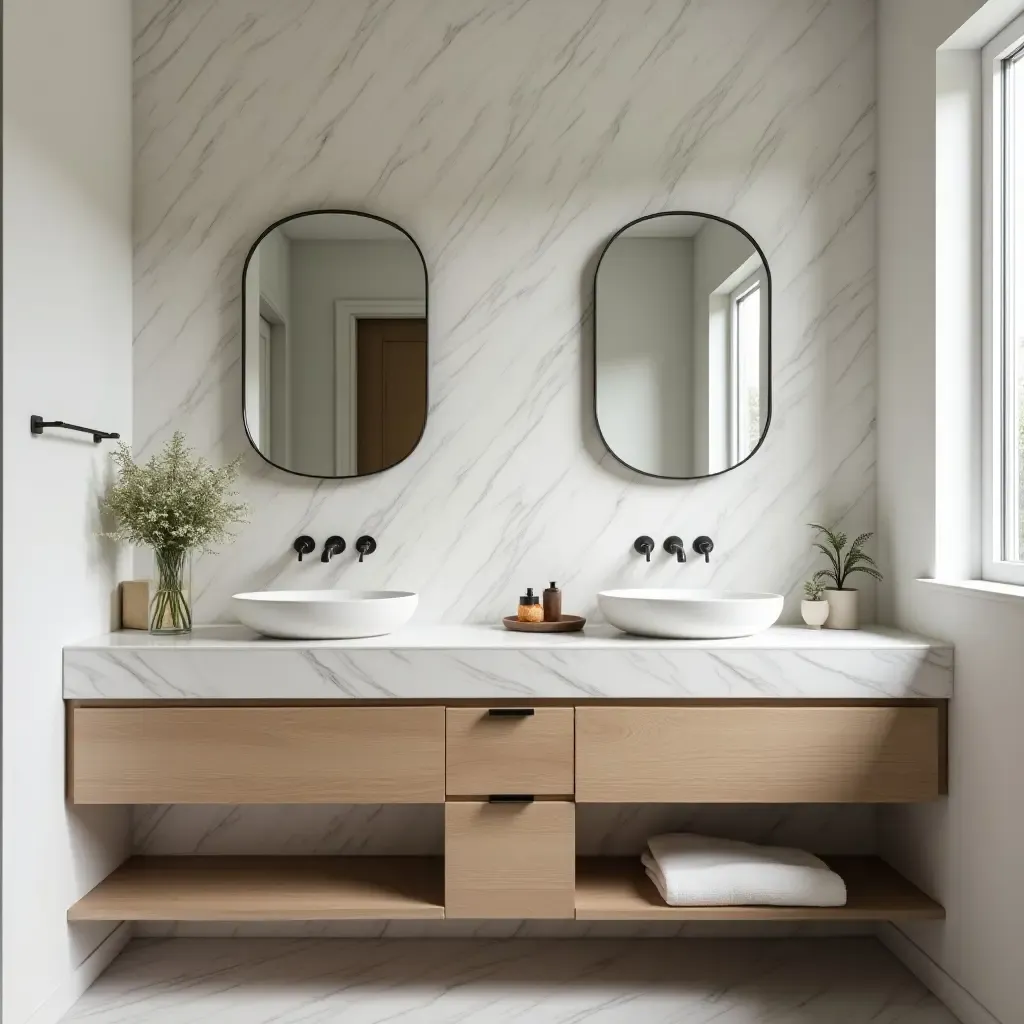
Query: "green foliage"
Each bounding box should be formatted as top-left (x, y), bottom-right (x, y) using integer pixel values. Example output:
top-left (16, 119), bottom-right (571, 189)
top-left (807, 523), bottom-right (883, 591)
top-left (803, 579), bottom-right (826, 601)
top-left (103, 432), bottom-right (248, 553)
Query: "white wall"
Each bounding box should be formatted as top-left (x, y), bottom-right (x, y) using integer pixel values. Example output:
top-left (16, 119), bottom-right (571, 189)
top-left (877, 2), bottom-right (1024, 1022)
top-left (132, 0), bottom-right (876, 625)
top-left (2, 2), bottom-right (134, 1023)
top-left (287, 240), bottom-right (425, 476)
top-left (596, 237), bottom-right (694, 476)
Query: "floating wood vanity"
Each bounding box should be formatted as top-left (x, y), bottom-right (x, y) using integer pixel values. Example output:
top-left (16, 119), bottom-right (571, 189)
top-left (63, 624), bottom-right (952, 925)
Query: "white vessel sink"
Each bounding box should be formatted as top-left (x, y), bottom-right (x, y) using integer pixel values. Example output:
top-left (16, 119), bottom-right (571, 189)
top-left (232, 590), bottom-right (418, 640)
top-left (598, 589), bottom-right (784, 640)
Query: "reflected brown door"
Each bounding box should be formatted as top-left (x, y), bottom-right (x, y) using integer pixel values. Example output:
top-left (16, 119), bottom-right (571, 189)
top-left (356, 318), bottom-right (427, 474)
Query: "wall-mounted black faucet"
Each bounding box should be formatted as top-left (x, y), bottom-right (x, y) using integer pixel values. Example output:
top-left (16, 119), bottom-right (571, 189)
top-left (293, 536), bottom-right (315, 562)
top-left (693, 536), bottom-right (714, 563)
top-left (355, 535), bottom-right (377, 563)
top-left (321, 536), bottom-right (346, 562)
top-left (633, 536), bottom-right (655, 562)
top-left (664, 536), bottom-right (686, 563)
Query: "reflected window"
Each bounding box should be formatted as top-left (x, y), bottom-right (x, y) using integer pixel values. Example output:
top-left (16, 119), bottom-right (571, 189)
top-left (731, 274), bottom-right (762, 462)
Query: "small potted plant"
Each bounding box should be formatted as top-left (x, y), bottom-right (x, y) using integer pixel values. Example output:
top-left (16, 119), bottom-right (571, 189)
top-left (103, 433), bottom-right (248, 634)
top-left (807, 523), bottom-right (882, 630)
top-left (801, 579), bottom-right (829, 628)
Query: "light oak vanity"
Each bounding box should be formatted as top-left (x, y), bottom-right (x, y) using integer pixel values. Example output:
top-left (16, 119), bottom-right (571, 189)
top-left (63, 625), bottom-right (951, 925)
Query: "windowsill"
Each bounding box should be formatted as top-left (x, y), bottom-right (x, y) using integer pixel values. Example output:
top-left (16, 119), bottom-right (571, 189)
top-left (916, 577), bottom-right (1024, 603)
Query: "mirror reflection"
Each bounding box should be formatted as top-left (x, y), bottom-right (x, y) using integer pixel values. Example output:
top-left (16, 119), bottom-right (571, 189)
top-left (243, 211), bottom-right (427, 478)
top-left (594, 212), bottom-right (770, 478)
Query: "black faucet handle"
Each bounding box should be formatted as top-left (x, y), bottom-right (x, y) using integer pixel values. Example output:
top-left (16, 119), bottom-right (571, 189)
top-left (321, 536), bottom-right (346, 562)
top-left (693, 536), bottom-right (714, 563)
top-left (633, 536), bottom-right (655, 563)
top-left (664, 536), bottom-right (686, 563)
top-left (293, 536), bottom-right (316, 562)
top-left (355, 535), bottom-right (377, 563)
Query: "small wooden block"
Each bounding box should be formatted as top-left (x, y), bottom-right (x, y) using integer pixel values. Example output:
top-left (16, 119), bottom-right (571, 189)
top-left (120, 580), bottom-right (150, 630)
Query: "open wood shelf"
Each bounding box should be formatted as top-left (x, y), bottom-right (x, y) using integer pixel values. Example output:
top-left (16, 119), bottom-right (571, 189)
top-left (574, 856), bottom-right (945, 921)
top-left (68, 856), bottom-right (445, 921)
top-left (68, 855), bottom-right (944, 924)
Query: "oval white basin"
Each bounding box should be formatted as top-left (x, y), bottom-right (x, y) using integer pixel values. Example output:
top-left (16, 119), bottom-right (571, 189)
top-left (598, 589), bottom-right (783, 640)
top-left (232, 590), bottom-right (418, 640)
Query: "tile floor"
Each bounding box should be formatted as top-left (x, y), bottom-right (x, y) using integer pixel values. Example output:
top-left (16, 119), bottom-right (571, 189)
top-left (62, 937), bottom-right (960, 1023)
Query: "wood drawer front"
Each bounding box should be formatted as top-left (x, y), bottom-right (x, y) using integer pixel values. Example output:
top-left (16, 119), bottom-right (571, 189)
top-left (445, 801), bottom-right (575, 918)
top-left (70, 707), bottom-right (445, 804)
top-left (445, 708), bottom-right (574, 796)
top-left (575, 706), bottom-right (942, 803)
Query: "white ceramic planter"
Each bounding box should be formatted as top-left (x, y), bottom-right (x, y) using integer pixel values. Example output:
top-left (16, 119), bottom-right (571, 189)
top-left (800, 599), bottom-right (830, 629)
top-left (824, 588), bottom-right (859, 630)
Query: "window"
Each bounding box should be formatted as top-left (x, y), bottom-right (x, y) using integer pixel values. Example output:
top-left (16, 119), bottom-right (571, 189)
top-left (983, 13), bottom-right (1024, 584)
top-left (729, 272), bottom-right (762, 463)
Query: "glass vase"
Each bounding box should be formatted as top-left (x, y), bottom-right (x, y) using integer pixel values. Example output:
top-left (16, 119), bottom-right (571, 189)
top-left (150, 547), bottom-right (192, 635)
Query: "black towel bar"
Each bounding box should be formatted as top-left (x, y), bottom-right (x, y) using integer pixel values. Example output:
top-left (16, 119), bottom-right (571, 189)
top-left (30, 415), bottom-right (120, 443)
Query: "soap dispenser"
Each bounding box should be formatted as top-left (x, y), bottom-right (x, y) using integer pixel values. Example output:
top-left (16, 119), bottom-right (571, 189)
top-left (517, 587), bottom-right (543, 623)
top-left (542, 582), bottom-right (562, 622)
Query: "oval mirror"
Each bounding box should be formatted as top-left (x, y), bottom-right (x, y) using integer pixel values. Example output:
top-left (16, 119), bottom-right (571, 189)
top-left (243, 211), bottom-right (427, 478)
top-left (594, 212), bottom-right (770, 479)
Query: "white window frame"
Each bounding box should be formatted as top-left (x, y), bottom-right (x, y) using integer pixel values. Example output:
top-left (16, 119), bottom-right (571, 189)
top-left (728, 271), bottom-right (762, 465)
top-left (982, 10), bottom-right (1024, 585)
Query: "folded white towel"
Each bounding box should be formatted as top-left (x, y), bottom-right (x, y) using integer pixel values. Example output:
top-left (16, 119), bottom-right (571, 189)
top-left (642, 833), bottom-right (847, 907)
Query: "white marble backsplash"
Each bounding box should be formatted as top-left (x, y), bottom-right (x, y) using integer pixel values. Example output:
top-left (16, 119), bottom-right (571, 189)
top-left (132, 803), bottom-right (875, 858)
top-left (132, 0), bottom-right (876, 625)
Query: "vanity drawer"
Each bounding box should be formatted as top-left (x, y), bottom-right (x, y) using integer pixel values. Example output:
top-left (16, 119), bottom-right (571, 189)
top-left (445, 800), bottom-right (575, 918)
top-left (575, 706), bottom-right (942, 803)
top-left (69, 706), bottom-right (444, 804)
top-left (445, 707), bottom-right (574, 796)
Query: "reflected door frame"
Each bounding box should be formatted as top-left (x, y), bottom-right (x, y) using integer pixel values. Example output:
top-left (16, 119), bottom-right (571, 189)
top-left (259, 295), bottom-right (290, 467)
top-left (333, 299), bottom-right (427, 476)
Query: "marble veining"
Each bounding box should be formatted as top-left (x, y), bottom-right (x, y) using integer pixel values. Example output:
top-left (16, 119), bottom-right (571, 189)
top-left (132, 0), bottom-right (877, 627)
top-left (130, 802), bottom-right (874, 858)
top-left (63, 624), bottom-right (952, 699)
top-left (62, 938), bottom-right (957, 1021)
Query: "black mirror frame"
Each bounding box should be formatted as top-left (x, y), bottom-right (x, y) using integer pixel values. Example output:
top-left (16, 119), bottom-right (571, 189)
top-left (593, 210), bottom-right (772, 481)
top-left (241, 209), bottom-right (429, 480)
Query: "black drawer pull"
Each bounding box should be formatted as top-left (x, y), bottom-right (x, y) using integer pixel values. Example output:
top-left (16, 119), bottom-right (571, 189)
top-left (488, 794), bottom-right (535, 803)
top-left (487, 708), bottom-right (535, 717)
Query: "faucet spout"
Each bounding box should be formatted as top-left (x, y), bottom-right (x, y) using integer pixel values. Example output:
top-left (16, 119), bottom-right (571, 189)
top-left (321, 536), bottom-right (346, 562)
top-left (664, 536), bottom-right (686, 563)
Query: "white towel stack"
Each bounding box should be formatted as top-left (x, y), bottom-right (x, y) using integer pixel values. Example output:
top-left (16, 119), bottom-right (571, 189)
top-left (641, 833), bottom-right (847, 907)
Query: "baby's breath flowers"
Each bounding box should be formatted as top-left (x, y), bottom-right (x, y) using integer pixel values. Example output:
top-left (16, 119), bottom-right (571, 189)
top-left (103, 433), bottom-right (248, 632)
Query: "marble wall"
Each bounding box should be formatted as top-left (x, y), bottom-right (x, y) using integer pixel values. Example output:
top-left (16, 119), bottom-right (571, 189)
top-left (133, 0), bottom-right (876, 624)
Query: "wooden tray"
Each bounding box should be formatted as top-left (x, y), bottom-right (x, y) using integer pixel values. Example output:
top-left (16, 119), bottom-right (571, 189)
top-left (502, 615), bottom-right (586, 633)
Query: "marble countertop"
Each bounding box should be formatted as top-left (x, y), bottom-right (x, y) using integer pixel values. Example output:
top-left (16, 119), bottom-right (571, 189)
top-left (66, 623), bottom-right (946, 651)
top-left (64, 624), bottom-right (953, 701)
